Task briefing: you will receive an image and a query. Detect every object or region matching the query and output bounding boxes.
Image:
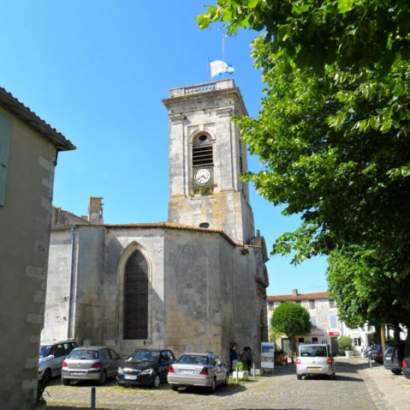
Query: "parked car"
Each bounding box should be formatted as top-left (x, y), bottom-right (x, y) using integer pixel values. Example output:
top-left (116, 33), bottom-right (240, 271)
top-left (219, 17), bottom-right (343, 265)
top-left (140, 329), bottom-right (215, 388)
top-left (295, 344), bottom-right (335, 380)
top-left (365, 344), bottom-right (383, 364)
top-left (61, 346), bottom-right (121, 385)
top-left (117, 348), bottom-right (175, 388)
top-left (38, 340), bottom-right (78, 383)
top-left (402, 357), bottom-right (410, 379)
top-left (384, 343), bottom-right (405, 375)
top-left (167, 352), bottom-right (228, 393)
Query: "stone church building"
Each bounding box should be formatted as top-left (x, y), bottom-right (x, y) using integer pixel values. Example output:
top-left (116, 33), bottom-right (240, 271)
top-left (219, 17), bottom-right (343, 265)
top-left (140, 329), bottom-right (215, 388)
top-left (42, 79), bottom-right (269, 364)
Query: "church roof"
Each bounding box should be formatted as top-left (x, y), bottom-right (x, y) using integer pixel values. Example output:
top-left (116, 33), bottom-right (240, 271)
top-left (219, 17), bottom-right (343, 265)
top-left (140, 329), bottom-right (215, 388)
top-left (108, 221), bottom-right (242, 246)
top-left (52, 221), bottom-right (248, 247)
top-left (0, 86), bottom-right (75, 151)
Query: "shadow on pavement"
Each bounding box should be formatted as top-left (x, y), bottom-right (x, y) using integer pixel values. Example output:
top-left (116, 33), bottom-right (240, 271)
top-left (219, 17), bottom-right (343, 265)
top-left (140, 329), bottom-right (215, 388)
top-left (175, 383), bottom-right (246, 396)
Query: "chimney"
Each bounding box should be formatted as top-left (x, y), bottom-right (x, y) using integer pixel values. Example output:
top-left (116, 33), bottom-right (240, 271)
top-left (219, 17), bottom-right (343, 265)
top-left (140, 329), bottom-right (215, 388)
top-left (88, 197), bottom-right (103, 225)
top-left (292, 289), bottom-right (298, 296)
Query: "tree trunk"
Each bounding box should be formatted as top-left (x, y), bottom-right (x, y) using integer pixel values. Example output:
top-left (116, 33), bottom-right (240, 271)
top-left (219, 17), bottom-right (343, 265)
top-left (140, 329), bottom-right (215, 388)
top-left (393, 321), bottom-right (401, 344)
top-left (405, 325), bottom-right (410, 356)
top-left (380, 324), bottom-right (386, 352)
top-left (374, 324), bottom-right (381, 344)
top-left (290, 336), bottom-right (297, 363)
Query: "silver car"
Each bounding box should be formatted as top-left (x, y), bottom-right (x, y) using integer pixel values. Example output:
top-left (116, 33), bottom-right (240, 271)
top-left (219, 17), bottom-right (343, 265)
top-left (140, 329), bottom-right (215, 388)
top-left (296, 344), bottom-right (335, 380)
top-left (61, 346), bottom-right (121, 385)
top-left (167, 352), bottom-right (228, 393)
top-left (38, 340), bottom-right (78, 383)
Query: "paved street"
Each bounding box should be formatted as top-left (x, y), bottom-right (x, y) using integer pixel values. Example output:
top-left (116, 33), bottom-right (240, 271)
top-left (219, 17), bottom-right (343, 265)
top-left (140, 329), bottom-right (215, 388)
top-left (42, 358), bottom-right (380, 410)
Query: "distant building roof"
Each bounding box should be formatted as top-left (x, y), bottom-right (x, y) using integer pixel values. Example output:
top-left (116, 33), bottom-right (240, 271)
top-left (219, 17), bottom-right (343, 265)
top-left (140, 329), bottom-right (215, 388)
top-left (0, 86), bottom-right (75, 151)
top-left (267, 290), bottom-right (330, 303)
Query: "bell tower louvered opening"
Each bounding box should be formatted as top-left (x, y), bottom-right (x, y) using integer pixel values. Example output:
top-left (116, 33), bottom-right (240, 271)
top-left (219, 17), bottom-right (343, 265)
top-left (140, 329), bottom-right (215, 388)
top-left (192, 134), bottom-right (213, 166)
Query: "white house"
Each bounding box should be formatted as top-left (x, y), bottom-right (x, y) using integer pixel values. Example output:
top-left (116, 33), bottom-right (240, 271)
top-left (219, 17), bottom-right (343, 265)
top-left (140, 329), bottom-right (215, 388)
top-left (267, 289), bottom-right (373, 355)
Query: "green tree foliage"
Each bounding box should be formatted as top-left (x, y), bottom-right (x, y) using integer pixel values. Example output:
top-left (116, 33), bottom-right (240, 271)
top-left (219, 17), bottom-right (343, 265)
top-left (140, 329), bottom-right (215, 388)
top-left (199, 1), bottom-right (410, 330)
top-left (328, 246), bottom-right (410, 329)
top-left (338, 335), bottom-right (352, 352)
top-left (271, 302), bottom-right (311, 356)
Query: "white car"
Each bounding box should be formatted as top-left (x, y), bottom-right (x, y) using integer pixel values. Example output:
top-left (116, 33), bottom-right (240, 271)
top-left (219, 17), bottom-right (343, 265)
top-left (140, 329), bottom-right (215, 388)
top-left (167, 352), bottom-right (228, 393)
top-left (295, 344), bottom-right (335, 380)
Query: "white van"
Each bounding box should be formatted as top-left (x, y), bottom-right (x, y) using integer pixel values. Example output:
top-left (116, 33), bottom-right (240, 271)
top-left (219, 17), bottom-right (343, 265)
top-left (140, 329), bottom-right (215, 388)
top-left (295, 344), bottom-right (335, 380)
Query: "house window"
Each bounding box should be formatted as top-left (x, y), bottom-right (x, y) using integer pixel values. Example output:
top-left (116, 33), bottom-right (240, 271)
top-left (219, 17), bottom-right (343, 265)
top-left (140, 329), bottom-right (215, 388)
top-left (329, 315), bottom-right (337, 328)
top-left (353, 338), bottom-right (361, 347)
top-left (298, 338), bottom-right (305, 344)
top-left (309, 300), bottom-right (315, 309)
top-left (312, 337), bottom-right (318, 343)
top-left (123, 249), bottom-right (148, 339)
top-left (329, 299), bottom-right (336, 308)
top-left (310, 317), bottom-right (317, 327)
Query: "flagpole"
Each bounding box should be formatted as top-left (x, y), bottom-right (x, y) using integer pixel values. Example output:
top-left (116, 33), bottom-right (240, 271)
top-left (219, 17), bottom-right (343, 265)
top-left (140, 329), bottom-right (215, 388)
top-left (222, 32), bottom-right (225, 61)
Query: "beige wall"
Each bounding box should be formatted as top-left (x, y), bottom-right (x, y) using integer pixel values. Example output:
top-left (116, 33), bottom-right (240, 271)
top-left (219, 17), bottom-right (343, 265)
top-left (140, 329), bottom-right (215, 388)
top-left (0, 107), bottom-right (57, 409)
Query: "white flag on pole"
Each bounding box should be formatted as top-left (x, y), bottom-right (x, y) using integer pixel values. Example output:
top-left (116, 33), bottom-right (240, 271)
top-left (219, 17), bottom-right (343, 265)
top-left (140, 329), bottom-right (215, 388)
top-left (210, 60), bottom-right (235, 78)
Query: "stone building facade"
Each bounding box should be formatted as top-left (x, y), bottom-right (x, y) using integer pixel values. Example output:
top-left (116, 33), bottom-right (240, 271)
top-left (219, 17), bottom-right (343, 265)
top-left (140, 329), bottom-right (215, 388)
top-left (42, 80), bottom-right (269, 364)
top-left (0, 87), bottom-right (74, 410)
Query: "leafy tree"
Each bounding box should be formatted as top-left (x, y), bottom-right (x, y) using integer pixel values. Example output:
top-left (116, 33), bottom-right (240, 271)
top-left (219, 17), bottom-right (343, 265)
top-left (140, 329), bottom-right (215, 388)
top-left (338, 335), bottom-right (352, 352)
top-left (328, 245), bottom-right (410, 335)
top-left (198, 1), bottom-right (410, 338)
top-left (271, 302), bottom-right (311, 357)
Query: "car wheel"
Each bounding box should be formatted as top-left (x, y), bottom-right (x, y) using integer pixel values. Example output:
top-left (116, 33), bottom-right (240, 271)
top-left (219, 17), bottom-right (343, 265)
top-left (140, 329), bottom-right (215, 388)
top-left (153, 375), bottom-right (161, 388)
top-left (297, 375), bottom-right (302, 380)
top-left (62, 378), bottom-right (70, 386)
top-left (391, 369), bottom-right (402, 375)
top-left (99, 370), bottom-right (107, 385)
top-left (208, 378), bottom-right (216, 393)
top-left (171, 386), bottom-right (179, 391)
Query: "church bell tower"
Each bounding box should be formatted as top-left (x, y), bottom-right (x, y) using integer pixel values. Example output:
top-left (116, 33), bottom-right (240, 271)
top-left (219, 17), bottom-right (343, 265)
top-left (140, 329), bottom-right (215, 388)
top-left (163, 79), bottom-right (255, 244)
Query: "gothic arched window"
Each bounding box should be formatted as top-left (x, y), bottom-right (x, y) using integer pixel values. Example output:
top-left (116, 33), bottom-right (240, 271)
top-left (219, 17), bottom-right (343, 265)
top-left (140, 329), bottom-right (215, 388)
top-left (123, 249), bottom-right (148, 339)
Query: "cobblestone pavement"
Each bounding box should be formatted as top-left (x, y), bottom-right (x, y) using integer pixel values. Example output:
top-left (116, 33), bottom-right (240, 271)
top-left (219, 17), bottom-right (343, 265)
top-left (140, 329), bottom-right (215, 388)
top-left (42, 359), bottom-right (379, 410)
top-left (359, 360), bottom-right (410, 410)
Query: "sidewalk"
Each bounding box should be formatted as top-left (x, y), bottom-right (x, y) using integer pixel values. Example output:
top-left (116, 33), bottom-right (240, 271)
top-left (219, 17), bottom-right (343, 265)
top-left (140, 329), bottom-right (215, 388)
top-left (356, 358), bottom-right (410, 409)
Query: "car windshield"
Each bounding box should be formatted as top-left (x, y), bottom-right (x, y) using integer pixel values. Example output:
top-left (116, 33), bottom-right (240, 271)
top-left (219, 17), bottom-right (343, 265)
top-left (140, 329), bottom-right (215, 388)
top-left (177, 355), bottom-right (209, 365)
top-left (39, 345), bottom-right (52, 358)
top-left (300, 346), bottom-right (328, 357)
top-left (128, 350), bottom-right (160, 362)
top-left (69, 350), bottom-right (99, 360)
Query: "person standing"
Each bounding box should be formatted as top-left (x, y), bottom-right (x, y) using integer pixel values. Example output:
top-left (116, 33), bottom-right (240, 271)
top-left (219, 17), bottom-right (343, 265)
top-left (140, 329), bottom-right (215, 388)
top-left (229, 343), bottom-right (238, 373)
top-left (241, 346), bottom-right (253, 372)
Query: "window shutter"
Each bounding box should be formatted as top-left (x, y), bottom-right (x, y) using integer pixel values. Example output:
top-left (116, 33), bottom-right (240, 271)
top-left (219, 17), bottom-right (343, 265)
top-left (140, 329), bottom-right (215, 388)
top-left (0, 112), bottom-right (12, 207)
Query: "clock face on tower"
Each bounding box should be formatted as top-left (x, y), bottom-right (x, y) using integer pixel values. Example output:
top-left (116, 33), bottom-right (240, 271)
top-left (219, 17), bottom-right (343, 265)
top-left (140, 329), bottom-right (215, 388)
top-left (194, 168), bottom-right (211, 186)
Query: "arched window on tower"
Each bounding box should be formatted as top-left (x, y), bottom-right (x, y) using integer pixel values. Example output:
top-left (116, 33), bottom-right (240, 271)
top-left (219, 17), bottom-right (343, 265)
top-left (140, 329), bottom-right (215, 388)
top-left (192, 133), bottom-right (214, 194)
top-left (123, 249), bottom-right (148, 340)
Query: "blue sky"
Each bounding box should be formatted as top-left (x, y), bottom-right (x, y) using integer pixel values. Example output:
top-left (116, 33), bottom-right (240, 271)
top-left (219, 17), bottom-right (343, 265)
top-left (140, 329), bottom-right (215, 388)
top-left (0, 0), bottom-right (327, 295)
